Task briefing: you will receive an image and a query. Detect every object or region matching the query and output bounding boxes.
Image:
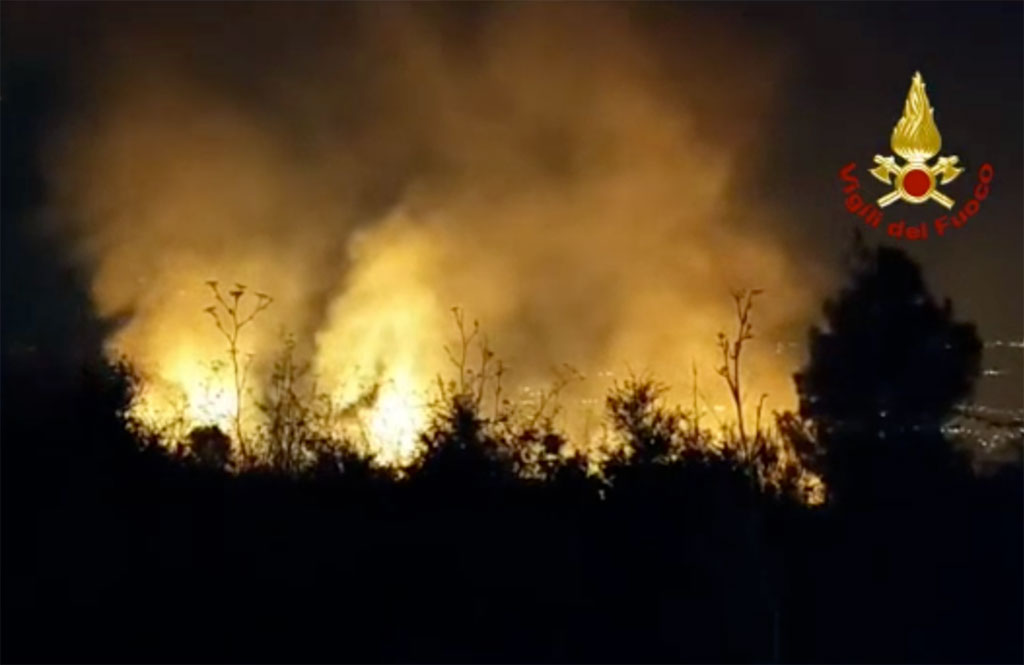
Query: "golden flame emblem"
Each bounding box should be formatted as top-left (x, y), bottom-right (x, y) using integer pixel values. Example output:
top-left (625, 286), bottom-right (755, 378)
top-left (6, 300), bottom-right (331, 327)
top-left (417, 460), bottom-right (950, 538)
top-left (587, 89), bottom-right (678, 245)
top-left (869, 72), bottom-right (963, 209)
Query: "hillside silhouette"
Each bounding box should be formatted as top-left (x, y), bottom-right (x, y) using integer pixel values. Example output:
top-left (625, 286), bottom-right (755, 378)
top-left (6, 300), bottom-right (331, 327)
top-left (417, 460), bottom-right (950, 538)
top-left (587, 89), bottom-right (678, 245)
top-left (2, 243), bottom-right (1021, 664)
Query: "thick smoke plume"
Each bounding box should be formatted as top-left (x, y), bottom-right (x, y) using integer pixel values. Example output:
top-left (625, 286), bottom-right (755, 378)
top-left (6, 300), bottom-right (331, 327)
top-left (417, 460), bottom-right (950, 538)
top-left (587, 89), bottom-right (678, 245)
top-left (48, 5), bottom-right (822, 462)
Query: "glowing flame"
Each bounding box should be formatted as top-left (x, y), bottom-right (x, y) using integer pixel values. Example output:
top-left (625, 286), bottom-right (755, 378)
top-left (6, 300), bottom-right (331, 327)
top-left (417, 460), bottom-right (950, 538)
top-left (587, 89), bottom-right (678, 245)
top-left (366, 375), bottom-right (428, 461)
top-left (314, 215), bottom-right (447, 464)
top-left (891, 71), bottom-right (942, 163)
top-left (130, 349), bottom-right (239, 434)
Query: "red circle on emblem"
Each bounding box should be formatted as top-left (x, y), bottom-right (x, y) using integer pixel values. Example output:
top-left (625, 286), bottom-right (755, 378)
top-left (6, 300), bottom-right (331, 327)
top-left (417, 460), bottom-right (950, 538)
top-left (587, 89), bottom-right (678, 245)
top-left (903, 169), bottom-right (931, 197)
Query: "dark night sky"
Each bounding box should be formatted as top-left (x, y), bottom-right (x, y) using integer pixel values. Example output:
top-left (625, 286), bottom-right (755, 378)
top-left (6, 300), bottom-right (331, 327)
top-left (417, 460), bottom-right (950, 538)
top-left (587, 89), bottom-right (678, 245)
top-left (2, 2), bottom-right (1021, 409)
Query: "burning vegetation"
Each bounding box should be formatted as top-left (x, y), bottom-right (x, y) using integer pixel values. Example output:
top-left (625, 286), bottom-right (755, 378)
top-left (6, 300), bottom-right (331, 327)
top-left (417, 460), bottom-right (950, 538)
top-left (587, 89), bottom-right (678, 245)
top-left (123, 279), bottom-right (824, 502)
top-left (48, 4), bottom-right (823, 480)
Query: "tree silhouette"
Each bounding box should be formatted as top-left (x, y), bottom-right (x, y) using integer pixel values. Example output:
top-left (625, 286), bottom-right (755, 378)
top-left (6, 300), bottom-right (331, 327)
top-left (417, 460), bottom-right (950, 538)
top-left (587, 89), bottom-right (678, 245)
top-left (794, 240), bottom-right (982, 505)
top-left (786, 240), bottom-right (1007, 661)
top-left (795, 239), bottom-right (981, 443)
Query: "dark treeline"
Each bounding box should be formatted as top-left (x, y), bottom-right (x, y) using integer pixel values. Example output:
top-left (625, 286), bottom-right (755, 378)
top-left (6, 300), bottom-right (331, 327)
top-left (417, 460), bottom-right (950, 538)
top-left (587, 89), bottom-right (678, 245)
top-left (2, 243), bottom-right (1021, 663)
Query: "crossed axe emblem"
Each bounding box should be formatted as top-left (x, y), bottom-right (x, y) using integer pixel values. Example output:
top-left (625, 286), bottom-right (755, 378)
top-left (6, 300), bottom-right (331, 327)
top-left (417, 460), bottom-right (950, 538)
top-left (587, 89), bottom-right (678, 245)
top-left (869, 154), bottom-right (963, 209)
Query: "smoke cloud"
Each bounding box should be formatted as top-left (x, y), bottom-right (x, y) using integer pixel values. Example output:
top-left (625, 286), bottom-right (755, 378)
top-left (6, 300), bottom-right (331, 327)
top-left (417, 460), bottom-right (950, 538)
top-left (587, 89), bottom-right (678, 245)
top-left (47, 4), bottom-right (824, 461)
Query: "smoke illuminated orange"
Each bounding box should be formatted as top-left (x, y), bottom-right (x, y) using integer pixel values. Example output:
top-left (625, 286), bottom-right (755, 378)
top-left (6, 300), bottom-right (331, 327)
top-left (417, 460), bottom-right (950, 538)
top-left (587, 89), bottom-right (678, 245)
top-left (49, 5), bottom-right (825, 467)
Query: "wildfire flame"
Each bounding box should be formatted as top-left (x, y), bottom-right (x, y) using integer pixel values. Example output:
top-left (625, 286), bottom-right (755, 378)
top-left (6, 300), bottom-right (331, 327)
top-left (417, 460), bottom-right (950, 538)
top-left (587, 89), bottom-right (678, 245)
top-left (130, 352), bottom-right (239, 435)
top-left (891, 71), bottom-right (942, 163)
top-left (49, 5), bottom-right (823, 472)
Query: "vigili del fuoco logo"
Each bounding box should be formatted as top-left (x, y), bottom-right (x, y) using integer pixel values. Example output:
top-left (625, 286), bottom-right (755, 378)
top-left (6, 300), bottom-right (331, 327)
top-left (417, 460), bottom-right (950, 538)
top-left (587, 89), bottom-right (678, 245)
top-left (838, 72), bottom-right (994, 241)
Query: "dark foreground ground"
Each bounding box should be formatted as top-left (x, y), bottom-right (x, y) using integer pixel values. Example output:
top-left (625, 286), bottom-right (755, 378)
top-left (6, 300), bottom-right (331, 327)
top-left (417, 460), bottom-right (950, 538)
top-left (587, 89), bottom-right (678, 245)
top-left (2, 359), bottom-right (1020, 664)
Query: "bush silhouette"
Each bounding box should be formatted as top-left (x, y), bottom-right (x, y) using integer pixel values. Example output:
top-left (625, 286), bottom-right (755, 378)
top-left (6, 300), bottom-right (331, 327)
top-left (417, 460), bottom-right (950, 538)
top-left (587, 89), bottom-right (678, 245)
top-left (188, 425), bottom-right (232, 469)
top-left (606, 377), bottom-right (683, 465)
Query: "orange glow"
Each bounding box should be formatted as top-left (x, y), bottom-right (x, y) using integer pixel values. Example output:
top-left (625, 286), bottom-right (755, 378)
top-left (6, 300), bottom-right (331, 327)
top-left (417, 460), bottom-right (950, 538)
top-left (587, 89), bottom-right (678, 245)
top-left (52, 5), bottom-right (823, 475)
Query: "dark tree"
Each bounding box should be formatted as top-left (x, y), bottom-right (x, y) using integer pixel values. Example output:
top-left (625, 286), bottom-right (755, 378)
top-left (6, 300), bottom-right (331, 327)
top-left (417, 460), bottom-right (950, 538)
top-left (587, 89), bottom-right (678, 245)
top-left (795, 241), bottom-right (982, 440)
top-left (786, 240), bottom-right (1007, 663)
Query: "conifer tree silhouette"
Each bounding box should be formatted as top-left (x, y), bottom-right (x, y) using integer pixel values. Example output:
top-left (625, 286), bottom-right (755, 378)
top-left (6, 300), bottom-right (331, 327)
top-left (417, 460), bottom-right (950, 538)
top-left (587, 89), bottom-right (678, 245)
top-left (795, 237), bottom-right (981, 500)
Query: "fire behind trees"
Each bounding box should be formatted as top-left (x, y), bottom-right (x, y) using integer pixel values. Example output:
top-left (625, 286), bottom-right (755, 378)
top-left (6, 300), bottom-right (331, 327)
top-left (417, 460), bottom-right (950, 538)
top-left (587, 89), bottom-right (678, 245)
top-left (1, 244), bottom-right (1020, 663)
